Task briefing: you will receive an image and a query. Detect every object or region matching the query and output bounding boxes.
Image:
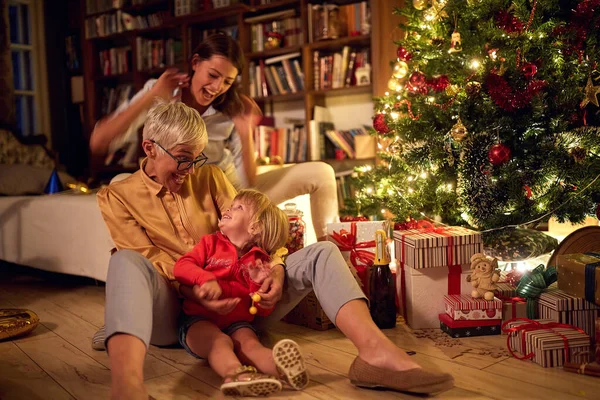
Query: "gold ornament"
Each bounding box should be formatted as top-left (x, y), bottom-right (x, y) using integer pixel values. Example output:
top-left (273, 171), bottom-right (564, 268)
top-left (580, 76), bottom-right (600, 108)
top-left (413, 0), bottom-right (427, 10)
top-left (465, 81), bottom-right (481, 96)
top-left (450, 119), bottom-right (468, 142)
top-left (445, 84), bottom-right (460, 96)
top-left (0, 309), bottom-right (40, 340)
top-left (392, 61), bottom-right (409, 79)
top-left (424, 0), bottom-right (448, 21)
top-left (388, 141), bottom-right (402, 155)
top-left (387, 76), bottom-right (402, 91)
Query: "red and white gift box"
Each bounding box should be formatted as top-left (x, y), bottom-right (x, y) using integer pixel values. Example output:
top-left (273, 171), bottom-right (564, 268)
top-left (327, 220), bottom-right (387, 292)
top-left (393, 226), bottom-right (482, 270)
top-left (394, 225), bottom-right (483, 329)
top-left (396, 264), bottom-right (472, 329)
top-left (502, 318), bottom-right (590, 368)
top-left (444, 294), bottom-right (503, 321)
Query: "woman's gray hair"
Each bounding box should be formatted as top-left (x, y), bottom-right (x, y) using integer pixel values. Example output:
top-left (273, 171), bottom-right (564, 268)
top-left (143, 100), bottom-right (207, 152)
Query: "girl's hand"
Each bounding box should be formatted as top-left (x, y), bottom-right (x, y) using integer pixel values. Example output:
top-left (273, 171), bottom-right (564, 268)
top-left (194, 280), bottom-right (222, 300)
top-left (150, 68), bottom-right (190, 101)
top-left (198, 297), bottom-right (241, 315)
top-left (248, 259), bottom-right (271, 283)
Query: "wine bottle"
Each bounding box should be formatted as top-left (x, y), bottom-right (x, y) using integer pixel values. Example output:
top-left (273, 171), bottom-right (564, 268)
top-left (368, 229), bottom-right (397, 329)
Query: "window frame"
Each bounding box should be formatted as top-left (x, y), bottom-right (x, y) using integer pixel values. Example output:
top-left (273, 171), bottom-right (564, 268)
top-left (8, 0), bottom-right (50, 141)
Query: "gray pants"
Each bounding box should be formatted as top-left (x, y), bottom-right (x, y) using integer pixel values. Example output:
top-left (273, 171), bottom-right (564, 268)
top-left (104, 242), bottom-right (366, 348)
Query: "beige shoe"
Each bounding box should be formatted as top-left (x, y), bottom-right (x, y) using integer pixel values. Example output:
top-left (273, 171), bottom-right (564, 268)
top-left (348, 357), bottom-right (454, 395)
top-left (272, 339), bottom-right (309, 390)
top-left (221, 366), bottom-right (282, 397)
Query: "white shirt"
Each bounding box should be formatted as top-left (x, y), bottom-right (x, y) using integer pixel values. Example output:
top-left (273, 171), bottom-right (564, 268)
top-left (107, 79), bottom-right (248, 189)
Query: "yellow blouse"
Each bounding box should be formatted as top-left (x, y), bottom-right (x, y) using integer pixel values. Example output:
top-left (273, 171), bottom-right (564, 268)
top-left (97, 159), bottom-right (237, 291)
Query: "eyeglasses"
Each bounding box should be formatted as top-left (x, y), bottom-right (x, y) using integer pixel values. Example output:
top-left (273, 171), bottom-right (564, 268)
top-left (150, 140), bottom-right (208, 171)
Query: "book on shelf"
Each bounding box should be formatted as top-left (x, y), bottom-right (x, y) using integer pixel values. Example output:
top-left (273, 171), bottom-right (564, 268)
top-left (313, 47), bottom-right (369, 90)
top-left (245, 10), bottom-right (302, 53)
top-left (99, 46), bottom-right (132, 76)
top-left (101, 84), bottom-right (133, 116)
top-left (136, 37), bottom-right (183, 71)
top-left (249, 52), bottom-right (303, 98)
top-left (254, 120), bottom-right (307, 164)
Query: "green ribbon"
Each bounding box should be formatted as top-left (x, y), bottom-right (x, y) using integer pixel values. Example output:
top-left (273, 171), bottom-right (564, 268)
top-left (515, 265), bottom-right (557, 319)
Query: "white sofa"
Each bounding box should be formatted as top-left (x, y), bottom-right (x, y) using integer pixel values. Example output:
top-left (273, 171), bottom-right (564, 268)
top-left (0, 187), bottom-right (314, 282)
top-left (0, 193), bottom-right (114, 281)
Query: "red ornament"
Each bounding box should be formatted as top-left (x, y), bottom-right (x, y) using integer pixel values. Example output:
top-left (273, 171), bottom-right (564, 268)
top-left (396, 46), bottom-right (412, 62)
top-left (523, 185), bottom-right (532, 199)
top-left (488, 143), bottom-right (511, 166)
top-left (373, 113), bottom-right (391, 134)
top-left (427, 75), bottom-right (450, 92)
top-left (495, 9), bottom-right (524, 33)
top-left (409, 71), bottom-right (426, 88)
top-left (394, 218), bottom-right (418, 230)
top-left (486, 72), bottom-right (546, 112)
top-left (521, 63), bottom-right (538, 79)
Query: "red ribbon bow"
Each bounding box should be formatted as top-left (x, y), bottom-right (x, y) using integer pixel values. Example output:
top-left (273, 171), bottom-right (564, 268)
top-left (501, 318), bottom-right (586, 361)
top-left (330, 222), bottom-right (376, 269)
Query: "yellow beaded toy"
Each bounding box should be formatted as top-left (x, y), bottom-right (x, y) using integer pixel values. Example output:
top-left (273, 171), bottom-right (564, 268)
top-left (249, 293), bottom-right (261, 315)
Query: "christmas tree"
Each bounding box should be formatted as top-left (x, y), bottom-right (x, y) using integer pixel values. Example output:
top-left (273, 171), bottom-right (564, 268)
top-left (348, 0), bottom-right (600, 254)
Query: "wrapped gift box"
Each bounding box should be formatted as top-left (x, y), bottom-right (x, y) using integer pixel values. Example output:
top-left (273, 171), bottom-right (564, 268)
top-left (538, 287), bottom-right (600, 345)
top-left (327, 220), bottom-right (387, 292)
top-left (495, 282), bottom-right (517, 298)
top-left (444, 294), bottom-right (503, 321)
top-left (557, 253), bottom-right (600, 306)
top-left (503, 319), bottom-right (590, 368)
top-left (439, 313), bottom-right (501, 338)
top-left (397, 264), bottom-right (472, 329)
top-left (500, 297), bottom-right (528, 322)
top-left (394, 226), bottom-right (482, 270)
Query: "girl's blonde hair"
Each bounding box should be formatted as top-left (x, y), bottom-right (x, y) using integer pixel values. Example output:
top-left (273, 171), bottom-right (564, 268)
top-left (235, 189), bottom-right (288, 254)
top-left (143, 101), bottom-right (208, 152)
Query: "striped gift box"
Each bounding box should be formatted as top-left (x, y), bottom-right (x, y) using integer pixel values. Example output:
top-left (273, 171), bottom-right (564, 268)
top-left (495, 282), bottom-right (517, 298)
top-left (538, 287), bottom-right (600, 345)
top-left (444, 294), bottom-right (503, 321)
top-left (394, 226), bottom-right (482, 269)
top-left (505, 319), bottom-right (590, 368)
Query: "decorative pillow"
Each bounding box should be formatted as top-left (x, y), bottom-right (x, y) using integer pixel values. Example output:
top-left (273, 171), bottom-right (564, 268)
top-left (0, 129), bottom-right (54, 169)
top-left (0, 164), bottom-right (76, 195)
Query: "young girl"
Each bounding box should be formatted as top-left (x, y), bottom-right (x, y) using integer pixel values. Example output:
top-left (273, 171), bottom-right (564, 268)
top-left (173, 189), bottom-right (309, 397)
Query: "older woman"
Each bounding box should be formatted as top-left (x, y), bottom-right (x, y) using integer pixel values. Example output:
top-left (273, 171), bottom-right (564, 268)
top-left (97, 102), bottom-right (453, 399)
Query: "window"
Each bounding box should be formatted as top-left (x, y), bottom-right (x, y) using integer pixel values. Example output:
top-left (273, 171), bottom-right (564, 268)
top-left (8, 0), bottom-right (49, 138)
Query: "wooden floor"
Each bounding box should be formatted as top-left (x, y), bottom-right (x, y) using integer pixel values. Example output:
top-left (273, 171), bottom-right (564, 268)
top-left (1, 263), bottom-right (598, 400)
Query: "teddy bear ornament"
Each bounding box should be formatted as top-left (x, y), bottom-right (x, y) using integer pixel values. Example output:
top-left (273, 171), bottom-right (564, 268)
top-left (466, 253), bottom-right (500, 301)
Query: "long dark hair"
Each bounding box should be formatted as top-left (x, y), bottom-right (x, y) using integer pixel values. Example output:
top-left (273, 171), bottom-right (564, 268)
top-left (188, 33), bottom-right (245, 117)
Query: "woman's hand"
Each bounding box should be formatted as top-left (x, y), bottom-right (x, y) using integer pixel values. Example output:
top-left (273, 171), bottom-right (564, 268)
top-left (193, 280), bottom-right (222, 300)
top-left (150, 68), bottom-right (190, 101)
top-left (256, 264), bottom-right (285, 309)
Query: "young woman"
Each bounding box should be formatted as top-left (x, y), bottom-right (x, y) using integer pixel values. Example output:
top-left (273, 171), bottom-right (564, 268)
top-left (90, 33), bottom-right (338, 241)
top-left (94, 39), bottom-right (454, 400)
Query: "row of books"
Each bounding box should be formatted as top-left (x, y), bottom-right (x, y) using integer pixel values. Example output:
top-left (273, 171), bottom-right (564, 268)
top-left (254, 125), bottom-right (308, 164)
top-left (174, 0), bottom-right (212, 16)
top-left (100, 84), bottom-right (133, 116)
top-left (313, 47), bottom-right (369, 90)
top-left (313, 122), bottom-right (370, 160)
top-left (245, 10), bottom-right (302, 53)
top-left (307, 1), bottom-right (371, 43)
top-left (136, 38), bottom-right (183, 71)
top-left (336, 174), bottom-right (356, 209)
top-left (99, 46), bottom-right (132, 76)
top-left (248, 52), bottom-right (305, 98)
top-left (85, 9), bottom-right (168, 38)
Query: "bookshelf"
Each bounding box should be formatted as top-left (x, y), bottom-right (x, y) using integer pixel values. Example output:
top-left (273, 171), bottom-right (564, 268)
top-left (80, 0), bottom-right (391, 179)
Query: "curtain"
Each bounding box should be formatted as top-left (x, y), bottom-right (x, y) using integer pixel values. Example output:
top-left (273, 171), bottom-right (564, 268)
top-left (0, 0), bottom-right (15, 130)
